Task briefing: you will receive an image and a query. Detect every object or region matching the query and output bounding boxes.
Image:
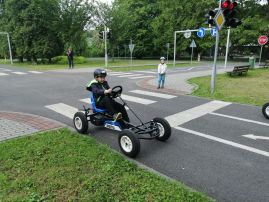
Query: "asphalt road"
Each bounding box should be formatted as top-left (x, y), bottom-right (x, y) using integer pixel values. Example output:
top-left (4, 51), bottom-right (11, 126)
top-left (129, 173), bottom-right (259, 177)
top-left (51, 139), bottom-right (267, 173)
top-left (1, 64), bottom-right (269, 202)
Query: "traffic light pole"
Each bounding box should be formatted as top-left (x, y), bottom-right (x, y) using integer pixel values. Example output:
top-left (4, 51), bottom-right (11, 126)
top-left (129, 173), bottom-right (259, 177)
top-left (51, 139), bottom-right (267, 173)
top-left (210, 0), bottom-right (222, 95)
top-left (104, 25), bottom-right (108, 68)
top-left (224, 28), bottom-right (231, 70)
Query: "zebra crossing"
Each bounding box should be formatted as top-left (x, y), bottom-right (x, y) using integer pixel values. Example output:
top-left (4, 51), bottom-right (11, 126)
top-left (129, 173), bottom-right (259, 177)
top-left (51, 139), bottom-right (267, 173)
top-left (45, 89), bottom-right (177, 119)
top-left (0, 68), bottom-right (43, 77)
top-left (108, 71), bottom-right (156, 80)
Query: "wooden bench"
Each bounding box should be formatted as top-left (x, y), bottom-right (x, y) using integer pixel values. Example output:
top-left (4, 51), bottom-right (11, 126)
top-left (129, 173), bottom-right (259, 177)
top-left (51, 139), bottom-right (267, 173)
top-left (226, 65), bottom-right (250, 76)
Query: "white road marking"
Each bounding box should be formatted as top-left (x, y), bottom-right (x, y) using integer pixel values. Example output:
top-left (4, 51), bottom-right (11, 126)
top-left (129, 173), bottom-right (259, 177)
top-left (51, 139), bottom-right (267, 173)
top-left (210, 112), bottom-right (269, 127)
top-left (175, 126), bottom-right (269, 157)
top-left (165, 100), bottom-right (231, 127)
top-left (80, 98), bottom-right (91, 104)
top-left (0, 69), bottom-right (12, 72)
top-left (0, 73), bottom-right (8, 76)
top-left (29, 71), bottom-right (43, 74)
top-left (120, 94), bottom-right (156, 105)
top-left (12, 72), bottom-right (27, 75)
top-left (45, 103), bottom-right (77, 119)
top-left (242, 134), bottom-right (269, 140)
top-left (134, 70), bottom-right (156, 74)
top-left (117, 74), bottom-right (143, 78)
top-left (130, 90), bottom-right (177, 99)
top-left (108, 72), bottom-right (133, 76)
top-left (129, 75), bottom-right (155, 79)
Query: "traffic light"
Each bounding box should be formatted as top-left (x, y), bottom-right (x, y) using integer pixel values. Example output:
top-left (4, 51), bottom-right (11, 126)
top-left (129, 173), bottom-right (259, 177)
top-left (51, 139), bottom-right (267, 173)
top-left (205, 8), bottom-right (219, 27)
top-left (99, 31), bottom-right (104, 39)
top-left (221, 0), bottom-right (242, 28)
top-left (107, 31), bottom-right (112, 39)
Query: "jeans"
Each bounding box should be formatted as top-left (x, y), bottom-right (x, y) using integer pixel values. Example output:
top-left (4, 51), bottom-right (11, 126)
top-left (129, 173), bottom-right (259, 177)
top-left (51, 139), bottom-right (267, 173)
top-left (68, 58), bottom-right (74, 69)
top-left (158, 73), bottom-right (165, 88)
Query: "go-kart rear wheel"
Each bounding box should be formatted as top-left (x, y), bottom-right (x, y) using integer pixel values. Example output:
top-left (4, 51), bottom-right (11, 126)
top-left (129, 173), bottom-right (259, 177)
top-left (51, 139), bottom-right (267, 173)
top-left (118, 129), bottom-right (140, 158)
top-left (73, 112), bottom-right (88, 134)
top-left (262, 102), bottom-right (269, 119)
top-left (153, 117), bottom-right (171, 141)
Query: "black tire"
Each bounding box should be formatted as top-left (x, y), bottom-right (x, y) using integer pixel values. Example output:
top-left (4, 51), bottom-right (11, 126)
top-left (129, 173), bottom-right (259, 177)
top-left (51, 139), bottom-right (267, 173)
top-left (153, 117), bottom-right (171, 141)
top-left (262, 102), bottom-right (269, 119)
top-left (73, 112), bottom-right (88, 134)
top-left (118, 129), bottom-right (140, 158)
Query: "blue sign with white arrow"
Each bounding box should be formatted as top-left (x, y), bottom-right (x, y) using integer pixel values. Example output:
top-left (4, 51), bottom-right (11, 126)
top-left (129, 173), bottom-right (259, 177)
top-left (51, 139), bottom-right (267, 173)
top-left (197, 27), bottom-right (206, 38)
top-left (210, 28), bottom-right (217, 37)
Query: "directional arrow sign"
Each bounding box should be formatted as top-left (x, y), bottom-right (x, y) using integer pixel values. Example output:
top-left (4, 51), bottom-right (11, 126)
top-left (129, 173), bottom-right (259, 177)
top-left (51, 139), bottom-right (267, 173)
top-left (243, 134), bottom-right (269, 140)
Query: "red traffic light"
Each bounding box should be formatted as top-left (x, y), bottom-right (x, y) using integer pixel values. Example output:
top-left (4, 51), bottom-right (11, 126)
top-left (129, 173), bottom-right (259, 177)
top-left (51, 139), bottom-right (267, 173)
top-left (230, 2), bottom-right (237, 10)
top-left (222, 0), bottom-right (230, 9)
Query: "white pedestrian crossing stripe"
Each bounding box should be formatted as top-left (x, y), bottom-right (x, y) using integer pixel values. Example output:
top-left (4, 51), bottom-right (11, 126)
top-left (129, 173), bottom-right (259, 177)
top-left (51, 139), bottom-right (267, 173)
top-left (28, 71), bottom-right (43, 74)
top-left (45, 103), bottom-right (78, 119)
top-left (117, 74), bottom-right (143, 78)
top-left (134, 70), bottom-right (156, 74)
top-left (165, 100), bottom-right (231, 127)
top-left (129, 90), bottom-right (176, 99)
top-left (120, 94), bottom-right (156, 105)
top-left (129, 75), bottom-right (154, 79)
top-left (12, 72), bottom-right (27, 75)
top-left (0, 73), bottom-right (8, 76)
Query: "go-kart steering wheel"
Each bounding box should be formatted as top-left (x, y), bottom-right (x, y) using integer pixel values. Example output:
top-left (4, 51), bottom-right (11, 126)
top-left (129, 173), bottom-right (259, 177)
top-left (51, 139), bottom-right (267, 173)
top-left (111, 85), bottom-right (123, 98)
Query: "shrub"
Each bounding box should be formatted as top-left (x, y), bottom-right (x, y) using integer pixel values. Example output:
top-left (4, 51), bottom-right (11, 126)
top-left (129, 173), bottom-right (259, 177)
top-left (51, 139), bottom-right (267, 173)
top-left (51, 56), bottom-right (87, 64)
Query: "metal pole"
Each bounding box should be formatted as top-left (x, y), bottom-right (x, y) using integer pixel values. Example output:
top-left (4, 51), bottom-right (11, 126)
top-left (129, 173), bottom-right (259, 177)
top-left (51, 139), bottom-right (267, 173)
top-left (173, 31), bottom-right (176, 67)
top-left (104, 25), bottom-right (108, 68)
top-left (6, 33), bottom-right (13, 65)
top-left (210, 0), bottom-right (222, 95)
top-left (167, 46), bottom-right (169, 64)
top-left (224, 28), bottom-right (231, 70)
top-left (259, 45), bottom-right (263, 66)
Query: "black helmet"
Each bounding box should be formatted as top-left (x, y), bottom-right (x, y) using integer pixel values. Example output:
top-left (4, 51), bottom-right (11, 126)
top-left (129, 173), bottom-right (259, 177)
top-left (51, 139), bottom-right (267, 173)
top-left (94, 69), bottom-right (107, 78)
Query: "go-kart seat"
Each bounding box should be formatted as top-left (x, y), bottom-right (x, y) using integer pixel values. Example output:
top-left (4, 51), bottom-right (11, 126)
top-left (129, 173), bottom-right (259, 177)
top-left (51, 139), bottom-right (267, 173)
top-left (90, 94), bottom-right (108, 113)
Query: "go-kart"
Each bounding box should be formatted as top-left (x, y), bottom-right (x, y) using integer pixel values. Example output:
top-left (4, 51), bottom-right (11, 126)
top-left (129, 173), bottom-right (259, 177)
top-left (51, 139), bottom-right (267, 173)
top-left (73, 85), bottom-right (171, 158)
top-left (262, 102), bottom-right (269, 119)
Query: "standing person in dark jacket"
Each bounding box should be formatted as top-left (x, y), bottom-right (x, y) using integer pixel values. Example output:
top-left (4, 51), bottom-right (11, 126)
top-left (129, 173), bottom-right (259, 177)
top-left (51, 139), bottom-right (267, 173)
top-left (67, 48), bottom-right (74, 69)
top-left (86, 69), bottom-right (129, 122)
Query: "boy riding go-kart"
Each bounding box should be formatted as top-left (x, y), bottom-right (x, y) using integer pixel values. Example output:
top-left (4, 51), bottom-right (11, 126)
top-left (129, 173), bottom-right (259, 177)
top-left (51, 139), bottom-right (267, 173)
top-left (73, 69), bottom-right (171, 158)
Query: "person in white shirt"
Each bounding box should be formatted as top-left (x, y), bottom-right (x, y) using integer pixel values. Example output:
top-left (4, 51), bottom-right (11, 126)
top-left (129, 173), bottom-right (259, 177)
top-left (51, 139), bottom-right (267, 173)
top-left (157, 57), bottom-right (167, 89)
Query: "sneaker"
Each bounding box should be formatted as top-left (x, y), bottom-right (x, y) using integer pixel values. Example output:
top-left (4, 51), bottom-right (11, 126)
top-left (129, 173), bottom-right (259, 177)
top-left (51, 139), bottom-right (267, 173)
top-left (113, 112), bottom-right (122, 121)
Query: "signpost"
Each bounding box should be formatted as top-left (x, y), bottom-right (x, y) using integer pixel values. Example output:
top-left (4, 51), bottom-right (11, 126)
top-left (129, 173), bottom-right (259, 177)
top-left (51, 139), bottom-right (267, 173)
top-left (258, 35), bottom-right (268, 66)
top-left (0, 32), bottom-right (13, 64)
top-left (190, 40), bottom-right (196, 64)
top-left (129, 40), bottom-right (135, 67)
top-left (184, 30), bottom-right (191, 38)
top-left (214, 9), bottom-right (225, 31)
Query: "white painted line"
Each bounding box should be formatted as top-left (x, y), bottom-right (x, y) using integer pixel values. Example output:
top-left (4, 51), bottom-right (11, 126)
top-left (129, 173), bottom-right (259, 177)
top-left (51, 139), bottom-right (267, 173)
top-left (130, 90), bottom-right (177, 99)
top-left (120, 94), bottom-right (156, 105)
top-left (165, 100), bottom-right (231, 127)
top-left (80, 98), bottom-right (91, 104)
top-left (0, 73), bottom-right (8, 76)
top-left (108, 72), bottom-right (133, 76)
top-left (12, 72), bottom-right (27, 75)
top-left (129, 75), bottom-right (155, 79)
top-left (0, 69), bottom-right (12, 72)
top-left (45, 103), bottom-right (77, 119)
top-left (175, 126), bottom-right (269, 158)
top-left (243, 134), bottom-right (269, 140)
top-left (29, 71), bottom-right (43, 74)
top-left (117, 74), bottom-right (143, 78)
top-left (210, 112), bottom-right (269, 127)
top-left (134, 70), bottom-right (156, 74)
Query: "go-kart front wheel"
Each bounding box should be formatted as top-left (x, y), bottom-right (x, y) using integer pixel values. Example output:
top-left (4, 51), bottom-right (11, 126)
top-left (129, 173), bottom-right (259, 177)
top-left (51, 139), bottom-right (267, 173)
top-left (73, 112), bottom-right (88, 134)
top-left (262, 102), bottom-right (269, 119)
top-left (153, 117), bottom-right (171, 141)
top-left (118, 129), bottom-right (140, 158)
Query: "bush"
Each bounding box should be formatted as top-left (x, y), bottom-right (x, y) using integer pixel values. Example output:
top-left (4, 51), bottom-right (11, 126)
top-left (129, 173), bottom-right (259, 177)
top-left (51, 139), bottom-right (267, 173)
top-left (51, 55), bottom-right (87, 64)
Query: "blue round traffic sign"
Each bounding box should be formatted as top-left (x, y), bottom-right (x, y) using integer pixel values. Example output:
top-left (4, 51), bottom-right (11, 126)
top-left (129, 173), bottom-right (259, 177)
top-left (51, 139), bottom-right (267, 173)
top-left (197, 27), bottom-right (206, 38)
top-left (210, 28), bottom-right (217, 37)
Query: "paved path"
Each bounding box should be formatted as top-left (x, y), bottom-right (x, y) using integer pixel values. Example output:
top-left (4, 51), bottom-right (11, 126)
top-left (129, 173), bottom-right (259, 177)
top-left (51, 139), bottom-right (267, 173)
top-left (0, 111), bottom-right (63, 141)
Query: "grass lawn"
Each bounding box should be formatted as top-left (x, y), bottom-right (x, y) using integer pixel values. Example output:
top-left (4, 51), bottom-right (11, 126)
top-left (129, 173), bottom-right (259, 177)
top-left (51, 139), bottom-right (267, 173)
top-left (189, 68), bottom-right (269, 106)
top-left (0, 128), bottom-right (213, 202)
top-left (0, 58), bottom-right (199, 71)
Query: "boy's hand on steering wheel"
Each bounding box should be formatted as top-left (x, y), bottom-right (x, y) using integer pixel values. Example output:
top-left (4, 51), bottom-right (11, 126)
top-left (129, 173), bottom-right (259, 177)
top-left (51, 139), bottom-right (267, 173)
top-left (104, 88), bottom-right (112, 94)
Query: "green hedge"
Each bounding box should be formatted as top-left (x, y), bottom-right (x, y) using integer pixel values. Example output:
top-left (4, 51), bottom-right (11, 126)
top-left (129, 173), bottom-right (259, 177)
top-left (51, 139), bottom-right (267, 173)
top-left (51, 55), bottom-right (87, 64)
